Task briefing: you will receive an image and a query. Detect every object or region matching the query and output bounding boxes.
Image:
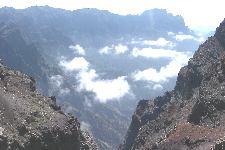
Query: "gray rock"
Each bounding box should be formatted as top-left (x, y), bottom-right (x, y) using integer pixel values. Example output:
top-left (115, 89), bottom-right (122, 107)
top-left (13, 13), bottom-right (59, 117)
top-left (0, 65), bottom-right (97, 150)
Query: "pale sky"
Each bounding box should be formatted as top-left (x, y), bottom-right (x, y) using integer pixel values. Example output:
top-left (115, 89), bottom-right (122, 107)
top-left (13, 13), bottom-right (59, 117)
top-left (0, 0), bottom-right (224, 32)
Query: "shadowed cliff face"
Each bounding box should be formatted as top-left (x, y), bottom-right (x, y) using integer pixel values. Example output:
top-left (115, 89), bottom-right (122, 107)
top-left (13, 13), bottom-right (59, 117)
top-left (120, 18), bottom-right (225, 150)
top-left (0, 64), bottom-right (97, 150)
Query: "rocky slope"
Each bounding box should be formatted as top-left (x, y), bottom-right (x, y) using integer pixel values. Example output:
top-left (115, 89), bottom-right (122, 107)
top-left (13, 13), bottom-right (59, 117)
top-left (120, 19), bottom-right (225, 150)
top-left (0, 63), bottom-right (97, 150)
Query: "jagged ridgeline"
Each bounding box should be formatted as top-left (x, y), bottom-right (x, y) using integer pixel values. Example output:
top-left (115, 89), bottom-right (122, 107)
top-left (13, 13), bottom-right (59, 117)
top-left (120, 19), bottom-right (225, 150)
top-left (0, 64), bottom-right (97, 150)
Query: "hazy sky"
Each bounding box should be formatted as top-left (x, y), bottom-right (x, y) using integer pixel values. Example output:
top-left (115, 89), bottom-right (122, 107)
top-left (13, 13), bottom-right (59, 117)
top-left (0, 0), bottom-right (224, 32)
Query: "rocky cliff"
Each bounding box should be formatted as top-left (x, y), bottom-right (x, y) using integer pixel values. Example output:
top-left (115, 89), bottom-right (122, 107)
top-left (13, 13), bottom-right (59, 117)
top-left (0, 63), bottom-right (97, 150)
top-left (120, 19), bottom-right (225, 150)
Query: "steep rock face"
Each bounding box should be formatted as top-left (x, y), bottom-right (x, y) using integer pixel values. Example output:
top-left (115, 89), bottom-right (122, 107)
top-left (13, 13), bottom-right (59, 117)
top-left (0, 64), bottom-right (97, 150)
top-left (120, 19), bottom-right (225, 150)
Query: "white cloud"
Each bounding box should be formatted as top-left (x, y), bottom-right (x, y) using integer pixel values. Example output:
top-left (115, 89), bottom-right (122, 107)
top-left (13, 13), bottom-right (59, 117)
top-left (173, 34), bottom-right (205, 43)
top-left (99, 46), bottom-right (111, 54)
top-left (130, 38), bottom-right (175, 48)
top-left (132, 48), bottom-right (192, 83)
top-left (69, 44), bottom-right (85, 55)
top-left (114, 44), bottom-right (128, 54)
top-left (131, 47), bottom-right (190, 59)
top-left (167, 32), bottom-right (175, 36)
top-left (59, 54), bottom-right (130, 102)
top-left (142, 38), bottom-right (175, 48)
top-left (175, 34), bottom-right (195, 41)
top-left (153, 84), bottom-right (163, 90)
top-left (60, 57), bottom-right (89, 71)
top-left (99, 44), bottom-right (128, 55)
top-left (77, 69), bottom-right (130, 103)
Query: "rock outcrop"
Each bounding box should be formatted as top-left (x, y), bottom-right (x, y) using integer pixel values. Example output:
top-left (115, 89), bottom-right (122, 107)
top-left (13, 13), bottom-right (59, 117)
top-left (120, 19), bottom-right (225, 150)
top-left (0, 63), bottom-right (97, 150)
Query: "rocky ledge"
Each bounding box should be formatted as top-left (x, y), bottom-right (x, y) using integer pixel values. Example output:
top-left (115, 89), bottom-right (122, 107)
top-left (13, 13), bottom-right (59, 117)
top-left (0, 63), bottom-right (97, 150)
top-left (120, 19), bottom-right (225, 150)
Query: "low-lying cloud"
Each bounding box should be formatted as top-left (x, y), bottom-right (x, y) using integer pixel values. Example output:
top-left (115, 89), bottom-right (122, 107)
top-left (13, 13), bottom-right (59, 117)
top-left (132, 47), bottom-right (192, 83)
top-left (59, 55), bottom-right (130, 103)
top-left (114, 44), bottom-right (128, 54)
top-left (60, 41), bottom-right (194, 102)
top-left (60, 57), bottom-right (89, 71)
top-left (99, 44), bottom-right (128, 55)
top-left (69, 44), bottom-right (85, 55)
top-left (131, 38), bottom-right (175, 48)
top-left (77, 69), bottom-right (130, 103)
top-left (168, 32), bottom-right (204, 42)
top-left (131, 47), bottom-right (190, 59)
top-left (142, 38), bottom-right (175, 48)
top-left (175, 34), bottom-right (196, 41)
top-left (99, 46), bottom-right (112, 54)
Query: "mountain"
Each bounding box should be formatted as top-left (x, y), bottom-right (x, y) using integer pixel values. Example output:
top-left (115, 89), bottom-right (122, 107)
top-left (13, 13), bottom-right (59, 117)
top-left (0, 6), bottom-right (203, 149)
top-left (0, 62), bottom-right (97, 149)
top-left (0, 6), bottom-right (197, 60)
top-left (0, 22), bottom-right (50, 92)
top-left (120, 19), bottom-right (225, 150)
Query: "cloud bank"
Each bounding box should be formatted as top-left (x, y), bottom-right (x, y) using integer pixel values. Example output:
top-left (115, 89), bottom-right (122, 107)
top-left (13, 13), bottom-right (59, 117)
top-left (131, 47), bottom-right (190, 59)
top-left (77, 69), bottom-right (130, 103)
top-left (59, 56), bottom-right (130, 102)
top-left (99, 44), bottom-right (128, 55)
top-left (69, 44), bottom-right (85, 55)
top-left (131, 38), bottom-right (175, 48)
top-left (114, 44), bottom-right (128, 54)
top-left (59, 41), bottom-right (194, 102)
top-left (132, 47), bottom-right (192, 83)
top-left (142, 38), bottom-right (175, 48)
top-left (60, 57), bottom-right (89, 71)
top-left (99, 46), bottom-right (112, 54)
top-left (167, 32), bottom-right (205, 43)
